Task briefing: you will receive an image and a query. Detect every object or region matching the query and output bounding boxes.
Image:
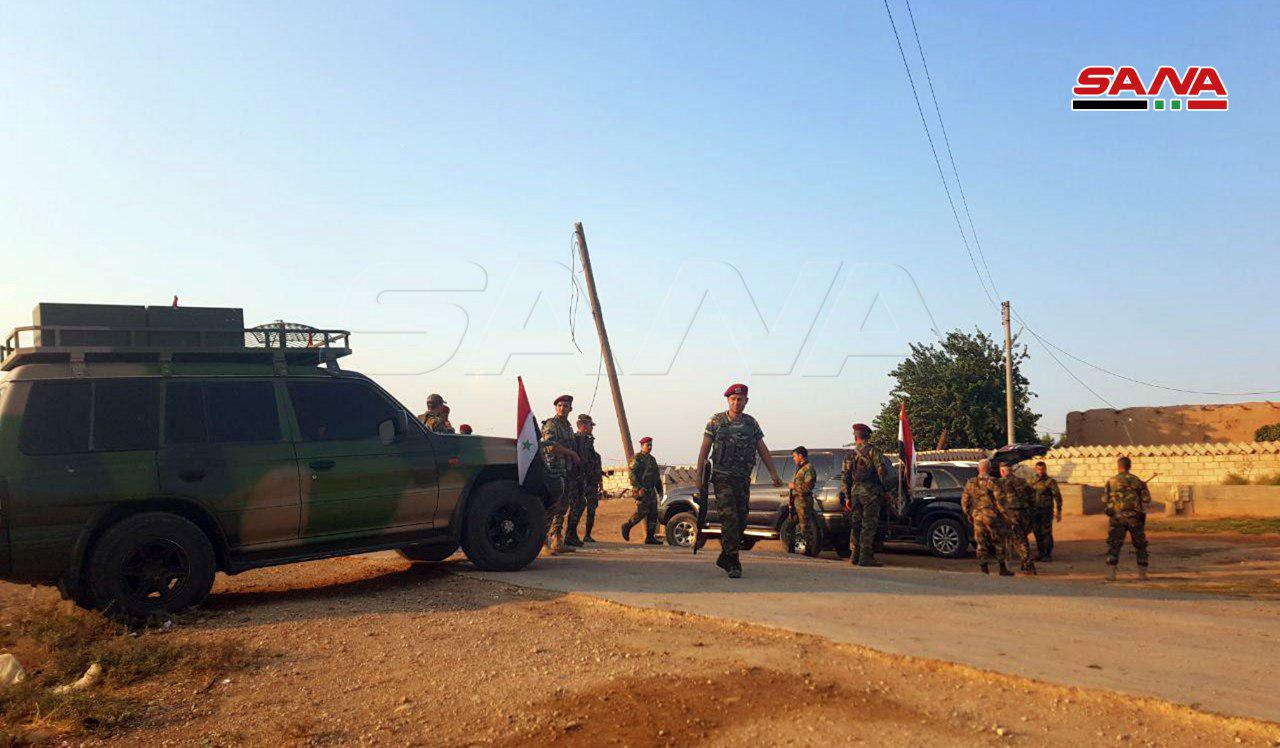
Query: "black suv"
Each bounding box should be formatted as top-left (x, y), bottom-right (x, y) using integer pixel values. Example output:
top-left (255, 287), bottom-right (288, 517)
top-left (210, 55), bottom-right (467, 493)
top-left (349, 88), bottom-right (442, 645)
top-left (658, 451), bottom-right (977, 559)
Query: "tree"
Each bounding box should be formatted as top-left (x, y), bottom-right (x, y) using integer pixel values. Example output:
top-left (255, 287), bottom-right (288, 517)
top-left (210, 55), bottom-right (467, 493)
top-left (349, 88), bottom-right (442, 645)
top-left (1255, 424), bottom-right (1280, 442)
top-left (870, 329), bottom-right (1041, 453)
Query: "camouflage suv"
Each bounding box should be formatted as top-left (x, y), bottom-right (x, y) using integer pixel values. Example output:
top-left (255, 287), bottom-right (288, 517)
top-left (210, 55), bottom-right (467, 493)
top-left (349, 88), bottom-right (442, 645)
top-left (0, 304), bottom-right (548, 619)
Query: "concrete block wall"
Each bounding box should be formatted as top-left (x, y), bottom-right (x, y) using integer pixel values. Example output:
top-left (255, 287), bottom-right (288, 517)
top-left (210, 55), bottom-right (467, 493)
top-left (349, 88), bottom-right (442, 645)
top-left (1042, 441), bottom-right (1280, 491)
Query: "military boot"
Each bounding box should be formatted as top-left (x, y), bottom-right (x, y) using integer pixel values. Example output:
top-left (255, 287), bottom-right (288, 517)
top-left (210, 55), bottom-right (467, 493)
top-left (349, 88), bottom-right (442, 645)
top-left (620, 521), bottom-right (633, 542)
top-left (980, 563), bottom-right (990, 575)
top-left (715, 552), bottom-right (733, 573)
top-left (583, 518), bottom-right (596, 543)
top-left (1137, 566), bottom-right (1149, 581)
top-left (1024, 561), bottom-right (1037, 576)
top-left (565, 530), bottom-right (583, 547)
top-left (998, 562), bottom-right (1014, 577)
top-left (1105, 565), bottom-right (1118, 582)
top-left (727, 566), bottom-right (742, 579)
top-left (860, 558), bottom-right (884, 568)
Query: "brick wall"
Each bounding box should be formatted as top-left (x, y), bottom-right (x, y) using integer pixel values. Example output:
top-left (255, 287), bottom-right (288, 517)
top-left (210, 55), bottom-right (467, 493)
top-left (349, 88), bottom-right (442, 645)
top-left (1042, 441), bottom-right (1280, 496)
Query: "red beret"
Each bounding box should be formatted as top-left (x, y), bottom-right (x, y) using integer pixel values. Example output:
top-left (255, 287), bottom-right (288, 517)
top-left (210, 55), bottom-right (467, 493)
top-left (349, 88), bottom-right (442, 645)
top-left (723, 383), bottom-right (748, 397)
top-left (639, 436), bottom-right (653, 445)
top-left (553, 394), bottom-right (574, 405)
top-left (851, 423), bottom-right (872, 435)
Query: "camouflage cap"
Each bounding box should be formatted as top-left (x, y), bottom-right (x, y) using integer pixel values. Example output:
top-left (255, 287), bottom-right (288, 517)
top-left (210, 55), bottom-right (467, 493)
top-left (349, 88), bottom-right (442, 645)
top-left (576, 413), bottom-right (595, 425)
top-left (426, 393), bottom-right (445, 405)
top-left (723, 383), bottom-right (748, 397)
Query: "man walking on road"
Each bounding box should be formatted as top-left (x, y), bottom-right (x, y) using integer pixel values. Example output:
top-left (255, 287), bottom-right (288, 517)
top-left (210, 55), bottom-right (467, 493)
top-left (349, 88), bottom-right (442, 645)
top-left (622, 437), bottom-right (664, 545)
top-left (1028, 461), bottom-right (1063, 562)
top-left (1104, 456), bottom-right (1152, 581)
top-left (567, 414), bottom-right (603, 544)
top-left (839, 423), bottom-right (891, 567)
top-left (694, 384), bottom-right (783, 579)
top-left (997, 463), bottom-right (1037, 575)
top-left (962, 459), bottom-right (1013, 576)
top-left (541, 395), bottom-right (581, 554)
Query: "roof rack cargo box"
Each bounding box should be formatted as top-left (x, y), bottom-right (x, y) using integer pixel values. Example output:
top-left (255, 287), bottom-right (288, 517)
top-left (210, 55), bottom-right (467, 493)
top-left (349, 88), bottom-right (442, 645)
top-left (32, 303), bottom-right (147, 347)
top-left (146, 306), bottom-right (245, 348)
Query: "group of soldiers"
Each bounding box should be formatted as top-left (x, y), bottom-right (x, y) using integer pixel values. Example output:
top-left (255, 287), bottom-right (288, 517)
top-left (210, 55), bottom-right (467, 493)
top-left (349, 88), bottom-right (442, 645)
top-left (433, 384), bottom-right (1153, 581)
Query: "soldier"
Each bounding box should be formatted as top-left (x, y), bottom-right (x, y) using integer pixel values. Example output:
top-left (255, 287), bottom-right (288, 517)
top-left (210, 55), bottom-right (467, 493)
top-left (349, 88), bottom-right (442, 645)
top-left (622, 437), bottom-right (663, 545)
top-left (541, 394), bottom-right (581, 554)
top-left (694, 383), bottom-right (783, 579)
top-left (1103, 456), bottom-right (1151, 581)
top-left (838, 424), bottom-right (891, 567)
top-left (420, 394), bottom-right (454, 433)
top-left (565, 414), bottom-right (602, 546)
top-left (789, 446), bottom-right (819, 554)
top-left (997, 463), bottom-right (1037, 575)
top-left (1028, 461), bottom-right (1063, 562)
top-left (961, 459), bottom-right (1013, 576)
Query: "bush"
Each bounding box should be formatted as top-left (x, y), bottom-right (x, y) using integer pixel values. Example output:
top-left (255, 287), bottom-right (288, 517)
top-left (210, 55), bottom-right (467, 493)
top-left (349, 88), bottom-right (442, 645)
top-left (1222, 473), bottom-right (1249, 485)
top-left (1255, 424), bottom-right (1280, 442)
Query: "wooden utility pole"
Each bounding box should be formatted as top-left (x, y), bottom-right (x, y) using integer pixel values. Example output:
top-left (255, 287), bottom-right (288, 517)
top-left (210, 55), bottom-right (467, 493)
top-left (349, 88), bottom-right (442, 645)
top-left (575, 222), bottom-right (635, 464)
top-left (1001, 300), bottom-right (1015, 446)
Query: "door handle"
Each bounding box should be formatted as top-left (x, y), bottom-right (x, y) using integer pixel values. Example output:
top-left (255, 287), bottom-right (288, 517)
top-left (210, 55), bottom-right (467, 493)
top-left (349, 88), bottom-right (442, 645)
top-left (309, 460), bottom-right (337, 472)
top-left (178, 470), bottom-right (207, 483)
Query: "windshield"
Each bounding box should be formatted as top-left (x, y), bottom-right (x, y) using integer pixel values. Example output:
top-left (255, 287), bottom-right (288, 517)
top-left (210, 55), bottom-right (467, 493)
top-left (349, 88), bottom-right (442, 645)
top-left (755, 452), bottom-right (838, 484)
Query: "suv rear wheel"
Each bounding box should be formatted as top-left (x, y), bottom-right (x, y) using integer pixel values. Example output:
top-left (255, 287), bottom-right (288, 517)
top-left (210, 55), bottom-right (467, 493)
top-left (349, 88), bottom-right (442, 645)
top-left (925, 517), bottom-right (968, 559)
top-left (398, 542), bottom-right (460, 563)
top-left (461, 480), bottom-right (545, 571)
top-left (665, 512), bottom-right (697, 548)
top-left (86, 512), bottom-right (217, 620)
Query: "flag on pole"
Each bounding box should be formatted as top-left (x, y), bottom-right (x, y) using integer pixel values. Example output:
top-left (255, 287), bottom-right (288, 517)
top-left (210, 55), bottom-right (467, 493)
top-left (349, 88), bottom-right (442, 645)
top-left (898, 401), bottom-right (916, 483)
top-left (516, 377), bottom-right (543, 488)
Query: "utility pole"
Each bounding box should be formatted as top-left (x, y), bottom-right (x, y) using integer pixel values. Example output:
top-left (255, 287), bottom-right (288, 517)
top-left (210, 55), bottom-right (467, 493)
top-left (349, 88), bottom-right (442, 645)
top-left (575, 222), bottom-right (635, 464)
top-left (1001, 300), bottom-right (1015, 446)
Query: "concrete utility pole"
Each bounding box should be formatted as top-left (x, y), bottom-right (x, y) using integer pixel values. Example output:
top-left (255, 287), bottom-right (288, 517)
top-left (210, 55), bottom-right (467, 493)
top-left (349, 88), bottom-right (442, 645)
top-left (1001, 300), bottom-right (1015, 446)
top-left (574, 222), bottom-right (635, 464)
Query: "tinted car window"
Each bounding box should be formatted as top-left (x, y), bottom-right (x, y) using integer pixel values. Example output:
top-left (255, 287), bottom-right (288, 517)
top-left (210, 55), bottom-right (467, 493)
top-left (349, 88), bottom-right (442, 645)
top-left (94, 380), bottom-right (160, 452)
top-left (289, 380), bottom-right (400, 442)
top-left (164, 382), bottom-right (208, 445)
top-left (926, 469), bottom-right (960, 489)
top-left (20, 381), bottom-right (92, 455)
top-left (206, 382), bottom-right (281, 443)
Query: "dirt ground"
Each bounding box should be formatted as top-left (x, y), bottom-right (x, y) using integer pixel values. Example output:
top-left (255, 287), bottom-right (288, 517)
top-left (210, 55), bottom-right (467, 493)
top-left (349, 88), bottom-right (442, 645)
top-left (1, 499), bottom-right (1278, 746)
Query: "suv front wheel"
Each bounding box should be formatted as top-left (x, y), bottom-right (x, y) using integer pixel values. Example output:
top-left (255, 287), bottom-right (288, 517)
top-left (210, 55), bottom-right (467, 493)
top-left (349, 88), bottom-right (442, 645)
top-left (86, 512), bottom-right (217, 620)
top-left (461, 480), bottom-right (546, 571)
top-left (925, 517), bottom-right (968, 559)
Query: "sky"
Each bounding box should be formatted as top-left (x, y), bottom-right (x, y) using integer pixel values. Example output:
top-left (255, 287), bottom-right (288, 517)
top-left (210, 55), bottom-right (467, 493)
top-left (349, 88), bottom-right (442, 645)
top-left (2, 1), bottom-right (1277, 465)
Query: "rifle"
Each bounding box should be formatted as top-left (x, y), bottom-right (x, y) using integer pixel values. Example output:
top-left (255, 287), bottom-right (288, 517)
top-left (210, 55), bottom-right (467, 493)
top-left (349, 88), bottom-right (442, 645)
top-left (692, 461), bottom-right (714, 555)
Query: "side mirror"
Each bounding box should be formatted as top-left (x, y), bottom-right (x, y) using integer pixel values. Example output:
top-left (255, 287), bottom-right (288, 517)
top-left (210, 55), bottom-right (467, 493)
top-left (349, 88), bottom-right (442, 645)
top-left (378, 418), bottom-right (398, 446)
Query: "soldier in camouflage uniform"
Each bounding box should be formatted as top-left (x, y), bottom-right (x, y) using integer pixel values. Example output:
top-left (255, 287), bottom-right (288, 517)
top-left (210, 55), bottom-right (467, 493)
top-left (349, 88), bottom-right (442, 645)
top-left (566, 414), bottom-right (603, 544)
top-left (420, 394), bottom-right (455, 433)
top-left (1028, 461), bottom-right (1063, 562)
top-left (997, 463), bottom-right (1037, 575)
top-left (839, 424), bottom-right (891, 567)
top-left (789, 446), bottom-right (819, 554)
top-left (694, 383), bottom-right (783, 578)
top-left (1103, 456), bottom-right (1151, 581)
top-left (540, 394), bottom-right (581, 554)
top-left (961, 459), bottom-right (1013, 576)
top-left (622, 437), bottom-right (663, 544)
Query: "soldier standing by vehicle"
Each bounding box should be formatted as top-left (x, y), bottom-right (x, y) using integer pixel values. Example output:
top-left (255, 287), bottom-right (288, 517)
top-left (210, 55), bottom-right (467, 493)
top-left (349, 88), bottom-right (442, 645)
top-left (421, 394), bottom-right (454, 433)
top-left (961, 459), bottom-right (1013, 576)
top-left (1103, 456), bottom-right (1151, 582)
top-left (694, 384), bottom-right (783, 579)
top-left (839, 424), bottom-right (890, 567)
top-left (566, 414), bottom-right (602, 545)
top-left (789, 447), bottom-right (819, 554)
top-left (541, 395), bottom-right (581, 554)
top-left (997, 463), bottom-right (1037, 575)
top-left (1028, 461), bottom-right (1063, 562)
top-left (622, 437), bottom-right (663, 545)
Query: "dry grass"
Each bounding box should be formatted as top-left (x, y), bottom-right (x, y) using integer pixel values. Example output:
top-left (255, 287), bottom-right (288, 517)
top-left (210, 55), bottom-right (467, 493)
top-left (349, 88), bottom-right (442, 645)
top-left (1221, 472), bottom-right (1280, 486)
top-left (1146, 517), bottom-right (1280, 535)
top-left (0, 601), bottom-right (253, 743)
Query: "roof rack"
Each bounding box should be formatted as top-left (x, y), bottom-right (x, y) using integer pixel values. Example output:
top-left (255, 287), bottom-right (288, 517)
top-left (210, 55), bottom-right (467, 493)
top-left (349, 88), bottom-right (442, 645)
top-left (1, 324), bottom-right (352, 372)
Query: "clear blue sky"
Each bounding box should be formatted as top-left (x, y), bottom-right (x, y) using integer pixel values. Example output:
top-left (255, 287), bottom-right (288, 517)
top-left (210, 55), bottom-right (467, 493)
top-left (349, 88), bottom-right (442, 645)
top-left (2, 1), bottom-right (1277, 464)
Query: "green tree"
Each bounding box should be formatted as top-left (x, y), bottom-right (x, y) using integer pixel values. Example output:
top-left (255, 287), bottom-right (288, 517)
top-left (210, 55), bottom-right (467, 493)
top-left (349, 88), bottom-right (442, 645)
top-left (870, 329), bottom-right (1041, 453)
top-left (1255, 424), bottom-right (1280, 442)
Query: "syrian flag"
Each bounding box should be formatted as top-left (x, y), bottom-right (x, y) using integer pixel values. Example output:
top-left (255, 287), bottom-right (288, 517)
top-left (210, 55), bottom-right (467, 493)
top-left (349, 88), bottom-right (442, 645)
top-left (898, 401), bottom-right (916, 483)
top-left (516, 377), bottom-right (544, 490)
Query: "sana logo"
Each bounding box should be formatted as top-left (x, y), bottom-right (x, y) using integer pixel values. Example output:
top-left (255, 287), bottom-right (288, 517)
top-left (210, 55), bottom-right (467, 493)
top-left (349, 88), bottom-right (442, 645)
top-left (1072, 66), bottom-right (1228, 111)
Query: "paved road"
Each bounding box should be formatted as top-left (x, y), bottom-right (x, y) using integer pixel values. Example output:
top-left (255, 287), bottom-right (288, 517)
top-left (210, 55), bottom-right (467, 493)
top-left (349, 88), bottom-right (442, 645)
top-left (465, 543), bottom-right (1280, 723)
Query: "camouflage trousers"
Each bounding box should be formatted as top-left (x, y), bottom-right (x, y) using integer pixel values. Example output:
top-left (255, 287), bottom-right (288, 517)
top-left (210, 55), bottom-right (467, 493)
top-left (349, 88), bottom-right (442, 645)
top-left (545, 475), bottom-right (576, 545)
top-left (1106, 512), bottom-right (1149, 567)
top-left (1029, 507), bottom-right (1055, 559)
top-left (568, 484), bottom-right (600, 538)
top-left (971, 513), bottom-right (1007, 564)
top-left (712, 473), bottom-right (751, 567)
top-left (848, 485), bottom-right (882, 563)
top-left (1002, 512), bottom-right (1034, 569)
top-left (623, 488), bottom-right (658, 539)
top-left (793, 493), bottom-right (819, 546)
